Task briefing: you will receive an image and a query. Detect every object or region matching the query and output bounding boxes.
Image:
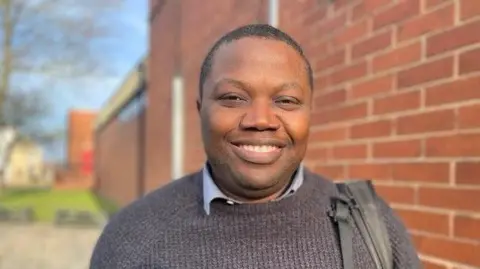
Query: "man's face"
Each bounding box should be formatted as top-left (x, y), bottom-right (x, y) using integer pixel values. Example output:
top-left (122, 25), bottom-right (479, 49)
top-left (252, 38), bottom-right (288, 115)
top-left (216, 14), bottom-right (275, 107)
top-left (199, 37), bottom-right (311, 201)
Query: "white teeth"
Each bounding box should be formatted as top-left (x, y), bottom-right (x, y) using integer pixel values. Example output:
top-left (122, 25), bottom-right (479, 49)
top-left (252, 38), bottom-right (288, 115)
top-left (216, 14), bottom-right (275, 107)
top-left (240, 145), bottom-right (279, 152)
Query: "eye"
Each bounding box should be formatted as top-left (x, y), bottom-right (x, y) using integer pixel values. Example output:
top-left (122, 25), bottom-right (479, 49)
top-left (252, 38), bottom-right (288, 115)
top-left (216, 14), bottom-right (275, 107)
top-left (275, 96), bottom-right (301, 110)
top-left (217, 93), bottom-right (248, 107)
top-left (277, 98), bottom-right (297, 104)
top-left (223, 95), bottom-right (244, 101)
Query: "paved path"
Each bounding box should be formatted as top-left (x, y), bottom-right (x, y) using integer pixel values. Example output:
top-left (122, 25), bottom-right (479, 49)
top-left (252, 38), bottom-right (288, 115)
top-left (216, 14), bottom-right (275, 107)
top-left (0, 223), bottom-right (102, 269)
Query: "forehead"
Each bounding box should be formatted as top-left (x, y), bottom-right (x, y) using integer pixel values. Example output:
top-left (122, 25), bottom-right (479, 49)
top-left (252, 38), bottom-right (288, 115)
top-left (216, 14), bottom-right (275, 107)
top-left (207, 37), bottom-right (309, 89)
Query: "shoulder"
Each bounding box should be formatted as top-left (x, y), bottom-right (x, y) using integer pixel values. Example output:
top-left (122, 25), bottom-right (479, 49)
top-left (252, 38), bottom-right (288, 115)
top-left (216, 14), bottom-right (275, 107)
top-left (305, 169), bottom-right (422, 267)
top-left (89, 171), bottom-right (202, 268)
top-left (375, 194), bottom-right (422, 268)
top-left (303, 168), bottom-right (339, 195)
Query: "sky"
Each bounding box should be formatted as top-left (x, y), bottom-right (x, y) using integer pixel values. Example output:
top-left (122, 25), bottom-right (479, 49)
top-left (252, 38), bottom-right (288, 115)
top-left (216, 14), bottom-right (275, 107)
top-left (45, 0), bottom-right (148, 161)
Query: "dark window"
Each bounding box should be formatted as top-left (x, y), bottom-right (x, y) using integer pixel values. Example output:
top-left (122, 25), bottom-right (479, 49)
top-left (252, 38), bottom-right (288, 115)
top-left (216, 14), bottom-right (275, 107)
top-left (118, 91), bottom-right (146, 122)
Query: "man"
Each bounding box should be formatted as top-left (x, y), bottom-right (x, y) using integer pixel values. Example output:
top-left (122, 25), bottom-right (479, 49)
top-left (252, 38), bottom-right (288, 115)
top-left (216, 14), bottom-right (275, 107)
top-left (90, 24), bottom-right (421, 268)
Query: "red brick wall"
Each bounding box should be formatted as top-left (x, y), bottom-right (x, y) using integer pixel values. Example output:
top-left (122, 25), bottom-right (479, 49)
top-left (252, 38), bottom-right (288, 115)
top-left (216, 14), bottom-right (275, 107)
top-left (280, 0), bottom-right (480, 267)
top-left (95, 108), bottom-right (144, 207)
top-left (145, 0), bottom-right (175, 191)
top-left (148, 0), bottom-right (480, 267)
top-left (67, 110), bottom-right (96, 166)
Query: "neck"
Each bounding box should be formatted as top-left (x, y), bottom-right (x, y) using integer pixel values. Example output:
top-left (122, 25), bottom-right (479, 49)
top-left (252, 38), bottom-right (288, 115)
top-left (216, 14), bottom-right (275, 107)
top-left (227, 187), bottom-right (286, 204)
top-left (206, 162), bottom-right (300, 204)
top-left (207, 168), bottom-right (322, 216)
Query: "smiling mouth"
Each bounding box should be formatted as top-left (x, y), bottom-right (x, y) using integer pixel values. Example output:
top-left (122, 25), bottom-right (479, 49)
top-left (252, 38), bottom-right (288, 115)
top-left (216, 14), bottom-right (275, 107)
top-left (234, 144), bottom-right (281, 153)
top-left (229, 141), bottom-right (284, 164)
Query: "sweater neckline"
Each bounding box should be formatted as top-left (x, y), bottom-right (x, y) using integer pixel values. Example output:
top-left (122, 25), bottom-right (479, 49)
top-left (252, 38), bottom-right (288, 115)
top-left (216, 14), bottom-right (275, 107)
top-left (206, 170), bottom-right (331, 217)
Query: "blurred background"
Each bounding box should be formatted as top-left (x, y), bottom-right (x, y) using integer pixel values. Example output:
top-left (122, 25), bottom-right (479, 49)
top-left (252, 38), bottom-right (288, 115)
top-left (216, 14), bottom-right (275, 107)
top-left (0, 0), bottom-right (479, 268)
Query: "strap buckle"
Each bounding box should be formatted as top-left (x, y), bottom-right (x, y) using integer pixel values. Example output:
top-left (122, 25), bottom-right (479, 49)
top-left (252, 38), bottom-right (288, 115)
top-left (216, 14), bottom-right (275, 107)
top-left (329, 195), bottom-right (353, 224)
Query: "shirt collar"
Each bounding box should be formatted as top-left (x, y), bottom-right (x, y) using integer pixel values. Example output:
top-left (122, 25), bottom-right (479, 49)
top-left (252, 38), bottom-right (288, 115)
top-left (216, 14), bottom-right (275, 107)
top-left (202, 163), bottom-right (305, 215)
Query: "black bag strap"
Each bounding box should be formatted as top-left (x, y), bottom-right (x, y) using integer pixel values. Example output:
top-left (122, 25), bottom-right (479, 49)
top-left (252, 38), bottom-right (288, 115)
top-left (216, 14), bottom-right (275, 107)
top-left (333, 180), bottom-right (393, 269)
top-left (329, 192), bottom-right (354, 269)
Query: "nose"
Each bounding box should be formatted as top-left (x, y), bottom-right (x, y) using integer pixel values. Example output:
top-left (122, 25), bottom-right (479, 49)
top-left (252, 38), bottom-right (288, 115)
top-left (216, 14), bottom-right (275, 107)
top-left (239, 99), bottom-right (280, 131)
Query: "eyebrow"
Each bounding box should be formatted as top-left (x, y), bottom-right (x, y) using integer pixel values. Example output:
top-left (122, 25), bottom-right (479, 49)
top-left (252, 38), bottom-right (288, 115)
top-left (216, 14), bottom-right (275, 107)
top-left (213, 78), bottom-right (250, 91)
top-left (213, 78), bottom-right (304, 93)
top-left (275, 82), bottom-right (303, 92)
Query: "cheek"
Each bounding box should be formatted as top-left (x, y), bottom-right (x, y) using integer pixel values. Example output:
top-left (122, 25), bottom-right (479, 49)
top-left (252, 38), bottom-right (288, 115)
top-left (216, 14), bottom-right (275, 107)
top-left (202, 107), bottom-right (240, 142)
top-left (284, 113), bottom-right (310, 147)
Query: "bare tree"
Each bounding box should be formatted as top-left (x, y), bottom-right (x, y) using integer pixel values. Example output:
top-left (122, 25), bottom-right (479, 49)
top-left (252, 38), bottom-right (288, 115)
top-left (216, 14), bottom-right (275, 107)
top-left (0, 0), bottom-right (122, 127)
top-left (2, 88), bottom-right (61, 142)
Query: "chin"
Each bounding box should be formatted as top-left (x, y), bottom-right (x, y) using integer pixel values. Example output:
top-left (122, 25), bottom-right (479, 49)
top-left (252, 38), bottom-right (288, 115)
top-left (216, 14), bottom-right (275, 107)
top-left (233, 166), bottom-right (283, 191)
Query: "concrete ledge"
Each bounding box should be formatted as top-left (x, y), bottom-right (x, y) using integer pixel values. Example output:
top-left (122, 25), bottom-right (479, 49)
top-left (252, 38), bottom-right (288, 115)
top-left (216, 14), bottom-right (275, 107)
top-left (95, 56), bottom-right (148, 130)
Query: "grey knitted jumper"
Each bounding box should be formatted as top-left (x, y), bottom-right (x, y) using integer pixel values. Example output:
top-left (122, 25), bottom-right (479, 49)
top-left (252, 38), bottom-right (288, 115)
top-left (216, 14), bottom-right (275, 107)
top-left (90, 169), bottom-right (421, 269)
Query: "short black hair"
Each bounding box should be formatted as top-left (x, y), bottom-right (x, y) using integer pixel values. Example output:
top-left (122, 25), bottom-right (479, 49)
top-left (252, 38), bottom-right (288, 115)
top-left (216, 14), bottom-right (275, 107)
top-left (198, 24), bottom-right (314, 98)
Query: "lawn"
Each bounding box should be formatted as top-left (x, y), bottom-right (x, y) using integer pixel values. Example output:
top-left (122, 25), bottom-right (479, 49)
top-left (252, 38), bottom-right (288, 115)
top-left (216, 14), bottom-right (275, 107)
top-left (0, 188), bottom-right (118, 222)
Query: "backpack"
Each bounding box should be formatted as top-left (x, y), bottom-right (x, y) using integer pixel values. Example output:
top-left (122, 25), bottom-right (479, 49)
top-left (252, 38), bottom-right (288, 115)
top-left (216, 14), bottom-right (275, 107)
top-left (330, 180), bottom-right (393, 269)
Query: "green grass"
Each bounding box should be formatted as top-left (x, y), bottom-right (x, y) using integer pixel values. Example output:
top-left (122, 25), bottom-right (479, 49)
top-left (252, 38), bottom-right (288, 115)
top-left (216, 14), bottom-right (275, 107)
top-left (0, 188), bottom-right (119, 222)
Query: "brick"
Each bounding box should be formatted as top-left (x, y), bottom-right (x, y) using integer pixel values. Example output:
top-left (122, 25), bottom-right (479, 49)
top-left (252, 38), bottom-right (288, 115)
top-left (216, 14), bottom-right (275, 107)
top-left (419, 186), bottom-right (480, 212)
top-left (350, 120), bottom-right (392, 139)
top-left (68, 110), bottom-right (96, 165)
top-left (332, 0), bottom-right (347, 11)
top-left (454, 215), bottom-right (480, 241)
top-left (314, 89), bottom-right (347, 109)
top-left (397, 109), bottom-right (455, 135)
top-left (456, 162), bottom-right (480, 185)
top-left (365, 0), bottom-right (393, 10)
top-left (314, 74), bottom-right (329, 90)
top-left (97, 111), bottom-right (145, 205)
top-left (349, 163), bottom-right (392, 180)
top-left (372, 42), bottom-right (421, 72)
top-left (397, 56), bottom-right (453, 89)
top-left (329, 61), bottom-right (368, 86)
top-left (349, 74), bottom-right (394, 100)
top-left (392, 162), bottom-right (450, 183)
top-left (459, 103), bottom-right (480, 129)
top-left (304, 39), bottom-right (331, 61)
top-left (373, 139), bottom-right (422, 158)
top-left (315, 49), bottom-right (346, 72)
top-left (317, 12), bottom-right (348, 35)
top-left (425, 76), bottom-right (480, 106)
top-left (309, 126), bottom-right (348, 143)
top-left (283, 0), bottom-right (317, 17)
top-left (333, 20), bottom-right (368, 47)
top-left (421, 260), bottom-right (448, 269)
top-left (351, 0), bottom-right (392, 21)
top-left (460, 0), bottom-right (480, 21)
top-left (459, 47), bottom-right (480, 75)
top-left (374, 184), bottom-right (415, 204)
top-left (425, 0), bottom-right (449, 10)
top-left (305, 147), bottom-right (329, 162)
top-left (312, 40), bottom-right (331, 57)
top-left (314, 164), bottom-right (346, 179)
top-left (426, 133), bottom-right (480, 157)
top-left (373, 90), bottom-right (421, 115)
top-left (351, 30), bottom-right (392, 59)
top-left (302, 5), bottom-right (328, 26)
top-left (373, 0), bottom-right (420, 30)
top-left (312, 102), bottom-right (368, 125)
top-left (398, 4), bottom-right (454, 42)
top-left (351, 3), bottom-right (366, 21)
top-left (413, 234), bottom-right (480, 267)
top-left (396, 208), bottom-right (449, 235)
top-left (332, 144), bottom-right (368, 159)
top-left (427, 20), bottom-right (480, 57)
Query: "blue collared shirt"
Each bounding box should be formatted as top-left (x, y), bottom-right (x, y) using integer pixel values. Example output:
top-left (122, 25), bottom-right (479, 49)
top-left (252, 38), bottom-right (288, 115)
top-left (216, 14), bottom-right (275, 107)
top-left (202, 163), bottom-right (305, 215)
